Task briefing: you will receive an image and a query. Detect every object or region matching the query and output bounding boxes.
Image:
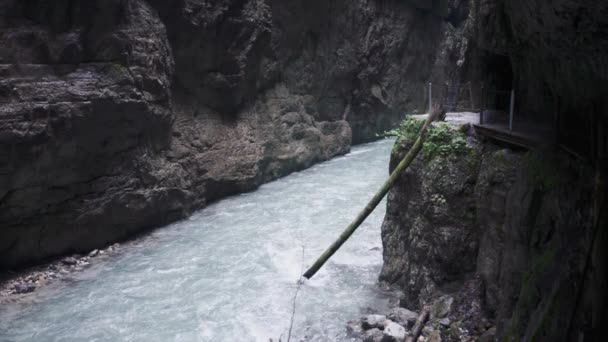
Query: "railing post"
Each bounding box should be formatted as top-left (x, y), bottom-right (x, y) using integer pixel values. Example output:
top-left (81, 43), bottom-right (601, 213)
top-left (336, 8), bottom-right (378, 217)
top-left (468, 82), bottom-right (474, 112)
top-left (479, 84), bottom-right (485, 125)
top-left (428, 82), bottom-right (433, 114)
top-left (446, 83), bottom-right (452, 111)
top-left (509, 89), bottom-right (515, 131)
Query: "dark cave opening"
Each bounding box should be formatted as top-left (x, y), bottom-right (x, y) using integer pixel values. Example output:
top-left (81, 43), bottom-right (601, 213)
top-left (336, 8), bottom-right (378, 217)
top-left (483, 52), bottom-right (513, 113)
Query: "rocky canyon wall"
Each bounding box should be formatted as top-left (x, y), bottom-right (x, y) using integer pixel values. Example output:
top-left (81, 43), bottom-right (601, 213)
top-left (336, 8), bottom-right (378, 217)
top-left (0, 0), bottom-right (460, 268)
top-left (379, 1), bottom-right (607, 340)
top-left (381, 121), bottom-right (596, 341)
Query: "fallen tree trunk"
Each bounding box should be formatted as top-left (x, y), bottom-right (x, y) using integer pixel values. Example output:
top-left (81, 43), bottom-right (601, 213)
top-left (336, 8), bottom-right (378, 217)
top-left (405, 307), bottom-right (430, 342)
top-left (302, 105), bottom-right (445, 280)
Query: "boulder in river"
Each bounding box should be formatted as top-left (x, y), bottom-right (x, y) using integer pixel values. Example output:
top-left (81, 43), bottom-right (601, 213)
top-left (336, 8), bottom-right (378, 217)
top-left (13, 283), bottom-right (36, 294)
top-left (381, 321), bottom-right (406, 342)
top-left (361, 314), bottom-right (387, 330)
top-left (346, 320), bottom-right (364, 338)
top-left (363, 328), bottom-right (384, 342)
top-left (61, 257), bottom-right (78, 266)
top-left (387, 307), bottom-right (418, 328)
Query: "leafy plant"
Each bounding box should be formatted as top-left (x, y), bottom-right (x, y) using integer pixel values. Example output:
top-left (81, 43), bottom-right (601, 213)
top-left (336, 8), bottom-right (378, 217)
top-left (386, 117), bottom-right (471, 161)
top-left (383, 116), bottom-right (424, 140)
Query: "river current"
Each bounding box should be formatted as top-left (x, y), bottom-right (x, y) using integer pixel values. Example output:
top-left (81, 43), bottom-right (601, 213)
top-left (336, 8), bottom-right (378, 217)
top-left (1, 138), bottom-right (396, 342)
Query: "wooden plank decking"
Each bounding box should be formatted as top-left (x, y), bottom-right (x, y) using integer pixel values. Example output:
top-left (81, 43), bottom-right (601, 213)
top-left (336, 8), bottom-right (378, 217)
top-left (414, 111), bottom-right (554, 150)
top-left (473, 122), bottom-right (554, 149)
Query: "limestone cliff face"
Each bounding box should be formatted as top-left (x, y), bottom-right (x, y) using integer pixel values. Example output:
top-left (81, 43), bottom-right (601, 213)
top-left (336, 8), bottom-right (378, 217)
top-left (380, 121), bottom-right (595, 341)
top-left (0, 0), bottom-right (456, 268)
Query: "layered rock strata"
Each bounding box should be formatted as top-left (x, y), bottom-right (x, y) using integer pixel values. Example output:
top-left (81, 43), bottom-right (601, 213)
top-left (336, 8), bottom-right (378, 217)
top-left (0, 0), bottom-right (459, 268)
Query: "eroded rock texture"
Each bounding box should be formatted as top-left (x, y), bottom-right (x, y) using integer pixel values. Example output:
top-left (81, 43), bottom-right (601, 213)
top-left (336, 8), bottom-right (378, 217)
top-left (380, 123), bottom-right (597, 341)
top-left (0, 0), bottom-right (178, 268)
top-left (0, 0), bottom-right (456, 268)
top-left (381, 1), bottom-right (607, 340)
top-left (380, 123), bottom-right (484, 307)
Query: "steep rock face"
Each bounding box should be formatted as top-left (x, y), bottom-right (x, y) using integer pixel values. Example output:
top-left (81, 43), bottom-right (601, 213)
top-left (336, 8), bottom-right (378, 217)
top-left (466, 2), bottom-right (608, 338)
top-left (429, 0), bottom-right (473, 85)
top-left (474, 148), bottom-right (525, 314)
top-left (486, 149), bottom-right (594, 341)
top-left (381, 0), bottom-right (607, 340)
top-left (381, 122), bottom-right (483, 307)
top-left (0, 0), bottom-right (456, 268)
top-left (149, 0), bottom-right (454, 143)
top-left (0, 0), bottom-right (178, 268)
top-left (380, 121), bottom-right (596, 340)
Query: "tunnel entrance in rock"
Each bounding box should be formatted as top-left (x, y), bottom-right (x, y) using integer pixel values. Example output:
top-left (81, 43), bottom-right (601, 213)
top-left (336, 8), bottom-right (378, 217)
top-left (475, 52), bottom-right (552, 149)
top-left (484, 53), bottom-right (513, 112)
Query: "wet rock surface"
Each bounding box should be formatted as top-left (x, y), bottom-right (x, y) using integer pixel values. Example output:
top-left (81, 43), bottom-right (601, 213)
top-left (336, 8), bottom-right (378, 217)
top-left (347, 300), bottom-right (482, 342)
top-left (0, 0), bottom-right (461, 269)
top-left (349, 315), bottom-right (408, 342)
top-left (387, 307), bottom-right (419, 328)
top-left (383, 321), bottom-right (406, 341)
top-left (380, 119), bottom-right (484, 308)
top-left (0, 243), bottom-right (120, 303)
top-left (362, 314), bottom-right (388, 330)
top-left (379, 117), bottom-right (595, 340)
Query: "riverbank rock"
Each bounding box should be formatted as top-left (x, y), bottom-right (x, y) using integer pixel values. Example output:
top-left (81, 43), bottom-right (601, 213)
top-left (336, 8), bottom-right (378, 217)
top-left (387, 307), bottom-right (419, 328)
top-left (362, 315), bottom-right (387, 330)
top-left (382, 321), bottom-right (406, 341)
top-left (363, 328), bottom-right (384, 342)
top-left (431, 296), bottom-right (454, 319)
top-left (346, 320), bottom-right (365, 337)
top-left (13, 283), bottom-right (35, 294)
top-left (1, 242), bottom-right (120, 301)
top-left (348, 314), bottom-right (410, 342)
top-left (61, 257), bottom-right (78, 266)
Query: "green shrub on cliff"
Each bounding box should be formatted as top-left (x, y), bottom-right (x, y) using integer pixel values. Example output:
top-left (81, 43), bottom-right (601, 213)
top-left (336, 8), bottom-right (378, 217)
top-left (386, 116), bottom-right (471, 161)
top-left (383, 116), bottom-right (424, 140)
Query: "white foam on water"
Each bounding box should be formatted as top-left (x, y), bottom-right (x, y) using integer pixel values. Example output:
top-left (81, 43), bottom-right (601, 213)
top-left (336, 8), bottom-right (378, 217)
top-left (0, 138), bottom-right (397, 342)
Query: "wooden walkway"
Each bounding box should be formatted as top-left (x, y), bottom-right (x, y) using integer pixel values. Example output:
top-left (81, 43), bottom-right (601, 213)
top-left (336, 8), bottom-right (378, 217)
top-left (473, 122), bottom-right (554, 149)
top-left (414, 109), bottom-right (554, 150)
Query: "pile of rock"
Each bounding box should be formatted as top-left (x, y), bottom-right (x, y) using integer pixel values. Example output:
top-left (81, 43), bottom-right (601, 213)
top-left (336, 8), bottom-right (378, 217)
top-left (0, 243), bottom-right (121, 301)
top-left (347, 294), bottom-right (495, 342)
top-left (347, 308), bottom-right (418, 342)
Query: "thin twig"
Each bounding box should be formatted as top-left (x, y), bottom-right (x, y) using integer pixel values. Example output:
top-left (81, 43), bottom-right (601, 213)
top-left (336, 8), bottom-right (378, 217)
top-left (287, 226), bottom-right (306, 342)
